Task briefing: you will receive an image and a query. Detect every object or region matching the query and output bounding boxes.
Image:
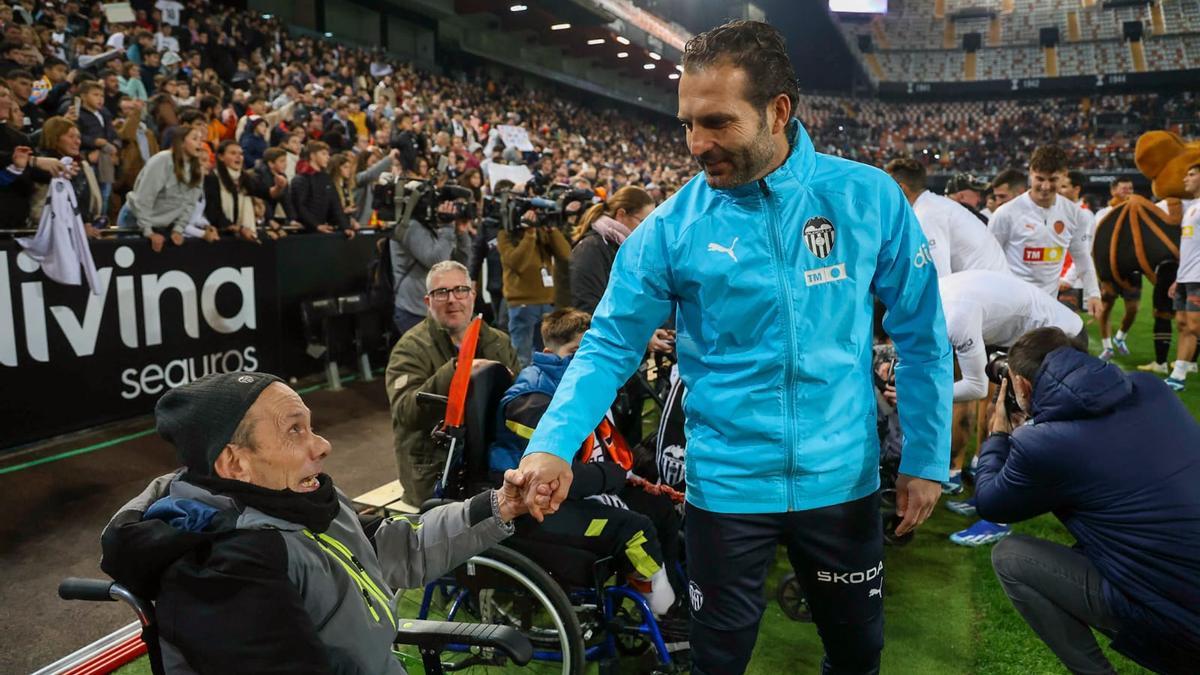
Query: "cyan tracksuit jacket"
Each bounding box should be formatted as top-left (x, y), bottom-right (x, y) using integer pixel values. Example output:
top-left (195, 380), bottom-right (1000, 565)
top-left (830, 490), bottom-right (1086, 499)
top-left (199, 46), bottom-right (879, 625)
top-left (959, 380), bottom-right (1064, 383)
top-left (524, 120), bottom-right (952, 513)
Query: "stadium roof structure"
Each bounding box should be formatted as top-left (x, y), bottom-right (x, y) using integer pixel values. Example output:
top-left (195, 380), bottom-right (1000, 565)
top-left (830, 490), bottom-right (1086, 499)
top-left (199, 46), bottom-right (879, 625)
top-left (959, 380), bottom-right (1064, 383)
top-left (453, 0), bottom-right (687, 90)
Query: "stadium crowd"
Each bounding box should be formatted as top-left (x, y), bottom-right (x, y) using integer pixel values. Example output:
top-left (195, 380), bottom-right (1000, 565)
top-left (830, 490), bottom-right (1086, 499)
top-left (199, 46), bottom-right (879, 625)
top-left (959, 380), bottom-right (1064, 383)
top-left (0, 0), bottom-right (693, 244)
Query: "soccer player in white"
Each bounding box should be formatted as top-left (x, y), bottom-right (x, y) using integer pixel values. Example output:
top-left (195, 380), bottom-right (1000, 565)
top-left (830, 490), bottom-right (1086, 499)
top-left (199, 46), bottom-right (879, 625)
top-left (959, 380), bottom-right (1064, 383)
top-left (886, 158), bottom-right (1009, 278)
top-left (1143, 189), bottom-right (1200, 375)
top-left (988, 146), bottom-right (1102, 320)
top-left (943, 270), bottom-right (1086, 403)
top-left (1166, 163), bottom-right (1200, 392)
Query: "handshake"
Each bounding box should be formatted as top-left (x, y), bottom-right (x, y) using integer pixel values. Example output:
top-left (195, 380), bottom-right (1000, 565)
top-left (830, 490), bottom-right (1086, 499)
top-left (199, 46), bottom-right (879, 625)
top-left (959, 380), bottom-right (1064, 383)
top-left (494, 454), bottom-right (575, 522)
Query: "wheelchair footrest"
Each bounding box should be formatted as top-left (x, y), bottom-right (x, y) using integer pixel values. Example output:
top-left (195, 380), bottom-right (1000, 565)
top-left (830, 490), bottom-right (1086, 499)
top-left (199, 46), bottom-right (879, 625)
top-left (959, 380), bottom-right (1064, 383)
top-left (394, 619), bottom-right (532, 665)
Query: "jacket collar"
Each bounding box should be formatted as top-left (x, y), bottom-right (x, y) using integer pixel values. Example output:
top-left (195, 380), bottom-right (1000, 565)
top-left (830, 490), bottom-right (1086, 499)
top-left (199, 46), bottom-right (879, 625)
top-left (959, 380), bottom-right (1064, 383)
top-left (718, 119), bottom-right (816, 202)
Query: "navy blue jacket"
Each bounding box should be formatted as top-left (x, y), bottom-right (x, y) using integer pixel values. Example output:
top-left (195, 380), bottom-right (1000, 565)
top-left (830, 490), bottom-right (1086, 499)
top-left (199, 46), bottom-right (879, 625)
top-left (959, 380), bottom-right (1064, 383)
top-left (975, 347), bottom-right (1200, 673)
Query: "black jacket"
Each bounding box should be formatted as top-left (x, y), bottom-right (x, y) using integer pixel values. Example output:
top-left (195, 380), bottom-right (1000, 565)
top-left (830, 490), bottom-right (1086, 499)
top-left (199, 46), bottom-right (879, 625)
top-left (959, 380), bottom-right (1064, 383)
top-left (0, 125), bottom-right (51, 228)
top-left (253, 163), bottom-right (296, 223)
top-left (569, 228), bottom-right (618, 315)
top-left (290, 162), bottom-right (349, 232)
top-left (77, 105), bottom-right (116, 152)
top-left (470, 217), bottom-right (504, 297)
top-left (976, 348), bottom-right (1200, 674)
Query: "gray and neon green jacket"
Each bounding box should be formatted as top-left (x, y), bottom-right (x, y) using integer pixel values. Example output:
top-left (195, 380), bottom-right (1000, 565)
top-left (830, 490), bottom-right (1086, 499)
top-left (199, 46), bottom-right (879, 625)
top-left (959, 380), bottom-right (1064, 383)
top-left (100, 472), bottom-right (512, 674)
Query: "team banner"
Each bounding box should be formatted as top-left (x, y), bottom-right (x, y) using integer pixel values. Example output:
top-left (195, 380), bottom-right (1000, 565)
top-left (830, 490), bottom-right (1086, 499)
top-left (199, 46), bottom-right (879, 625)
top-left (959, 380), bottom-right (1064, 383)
top-left (2, 235), bottom-right (377, 449)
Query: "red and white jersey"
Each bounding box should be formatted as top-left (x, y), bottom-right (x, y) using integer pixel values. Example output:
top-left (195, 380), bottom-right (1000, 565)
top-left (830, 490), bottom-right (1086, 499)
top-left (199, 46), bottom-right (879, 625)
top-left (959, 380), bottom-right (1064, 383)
top-left (988, 192), bottom-right (1100, 300)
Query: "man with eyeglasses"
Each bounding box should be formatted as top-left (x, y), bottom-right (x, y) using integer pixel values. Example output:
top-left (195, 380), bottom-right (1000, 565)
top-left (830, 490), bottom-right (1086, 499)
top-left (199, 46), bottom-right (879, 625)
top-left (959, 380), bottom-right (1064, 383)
top-left (386, 260), bottom-right (521, 508)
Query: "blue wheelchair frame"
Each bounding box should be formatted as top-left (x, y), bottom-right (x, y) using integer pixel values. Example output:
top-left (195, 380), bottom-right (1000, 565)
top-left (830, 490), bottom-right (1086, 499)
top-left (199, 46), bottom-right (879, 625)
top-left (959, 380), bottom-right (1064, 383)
top-left (415, 576), bottom-right (679, 669)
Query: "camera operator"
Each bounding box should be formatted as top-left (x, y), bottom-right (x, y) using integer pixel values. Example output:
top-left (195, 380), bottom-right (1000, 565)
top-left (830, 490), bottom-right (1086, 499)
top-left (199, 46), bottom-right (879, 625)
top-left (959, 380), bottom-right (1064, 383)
top-left (388, 180), bottom-right (473, 335)
top-left (940, 270), bottom-right (1087, 545)
top-left (496, 188), bottom-right (572, 367)
top-left (977, 326), bottom-right (1200, 675)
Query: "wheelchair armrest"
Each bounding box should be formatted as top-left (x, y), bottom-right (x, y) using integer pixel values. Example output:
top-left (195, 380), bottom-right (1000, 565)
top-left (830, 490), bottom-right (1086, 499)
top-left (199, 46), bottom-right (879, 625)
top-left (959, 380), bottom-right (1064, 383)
top-left (419, 498), bottom-right (460, 513)
top-left (394, 619), bottom-right (532, 665)
top-left (416, 392), bottom-right (449, 408)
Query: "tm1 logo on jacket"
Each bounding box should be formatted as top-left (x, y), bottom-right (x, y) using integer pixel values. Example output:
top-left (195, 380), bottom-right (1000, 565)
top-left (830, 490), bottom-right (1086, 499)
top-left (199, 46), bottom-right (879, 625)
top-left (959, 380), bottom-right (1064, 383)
top-left (803, 216), bottom-right (836, 259)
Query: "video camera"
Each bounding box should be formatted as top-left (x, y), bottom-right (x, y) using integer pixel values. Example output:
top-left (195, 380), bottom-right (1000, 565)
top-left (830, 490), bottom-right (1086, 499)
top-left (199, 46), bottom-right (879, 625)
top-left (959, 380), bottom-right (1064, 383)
top-left (485, 183), bottom-right (595, 234)
top-left (985, 351), bottom-right (1020, 415)
top-left (373, 156), bottom-right (477, 227)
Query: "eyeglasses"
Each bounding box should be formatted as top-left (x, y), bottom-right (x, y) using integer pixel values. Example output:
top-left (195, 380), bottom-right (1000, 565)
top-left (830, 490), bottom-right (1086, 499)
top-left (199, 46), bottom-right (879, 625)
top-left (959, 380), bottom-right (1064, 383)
top-left (427, 285), bottom-right (472, 301)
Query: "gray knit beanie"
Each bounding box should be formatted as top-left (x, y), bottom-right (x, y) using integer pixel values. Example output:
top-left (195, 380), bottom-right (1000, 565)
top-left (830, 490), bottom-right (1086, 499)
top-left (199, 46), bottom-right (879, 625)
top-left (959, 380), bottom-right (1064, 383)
top-left (155, 372), bottom-right (284, 475)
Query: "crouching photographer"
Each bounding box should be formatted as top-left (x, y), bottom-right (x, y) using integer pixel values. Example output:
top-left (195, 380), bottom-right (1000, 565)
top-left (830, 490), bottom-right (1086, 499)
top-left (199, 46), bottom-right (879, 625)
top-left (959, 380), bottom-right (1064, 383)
top-left (976, 327), bottom-right (1200, 674)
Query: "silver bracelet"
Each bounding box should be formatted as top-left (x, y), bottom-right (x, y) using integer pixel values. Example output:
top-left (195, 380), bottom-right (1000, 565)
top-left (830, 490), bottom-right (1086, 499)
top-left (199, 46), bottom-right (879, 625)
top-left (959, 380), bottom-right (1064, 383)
top-left (490, 489), bottom-right (515, 532)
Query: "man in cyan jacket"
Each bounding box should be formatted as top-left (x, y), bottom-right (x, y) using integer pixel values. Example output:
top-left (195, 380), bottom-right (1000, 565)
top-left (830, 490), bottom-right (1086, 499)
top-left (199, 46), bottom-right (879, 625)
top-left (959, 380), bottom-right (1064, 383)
top-left (978, 327), bottom-right (1200, 675)
top-left (101, 371), bottom-right (531, 673)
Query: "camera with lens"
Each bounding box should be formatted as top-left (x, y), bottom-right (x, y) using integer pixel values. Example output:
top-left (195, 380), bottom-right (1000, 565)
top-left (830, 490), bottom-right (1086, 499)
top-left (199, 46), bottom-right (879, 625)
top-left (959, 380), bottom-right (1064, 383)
top-left (985, 351), bottom-right (1019, 415)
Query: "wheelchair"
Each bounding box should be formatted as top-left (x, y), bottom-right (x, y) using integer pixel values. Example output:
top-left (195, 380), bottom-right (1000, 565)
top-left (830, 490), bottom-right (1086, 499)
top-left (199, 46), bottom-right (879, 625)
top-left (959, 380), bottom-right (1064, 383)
top-left (407, 361), bottom-right (689, 674)
top-left (57, 577), bottom-right (532, 675)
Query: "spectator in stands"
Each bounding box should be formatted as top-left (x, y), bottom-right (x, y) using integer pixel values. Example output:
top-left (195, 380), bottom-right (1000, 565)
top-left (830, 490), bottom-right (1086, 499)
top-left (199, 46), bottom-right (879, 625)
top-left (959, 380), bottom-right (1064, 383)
top-left (31, 116), bottom-right (100, 235)
top-left (204, 140), bottom-right (259, 242)
top-left (238, 116), bottom-right (268, 169)
top-left (0, 82), bottom-right (70, 230)
top-left (76, 80), bottom-right (118, 212)
top-left (885, 158), bottom-right (1008, 279)
top-left (290, 140), bottom-right (355, 236)
top-left (120, 124), bottom-right (205, 253)
top-left (119, 62), bottom-right (148, 101)
top-left (6, 70), bottom-right (43, 136)
top-left (943, 172), bottom-right (989, 224)
top-left (569, 186), bottom-right (655, 314)
top-left (385, 260), bottom-right (520, 508)
top-left (349, 146), bottom-right (399, 226)
top-left (497, 204), bottom-right (572, 367)
top-left (251, 147), bottom-right (296, 236)
top-left (978, 327), bottom-right (1200, 675)
top-left (100, 372), bottom-right (530, 673)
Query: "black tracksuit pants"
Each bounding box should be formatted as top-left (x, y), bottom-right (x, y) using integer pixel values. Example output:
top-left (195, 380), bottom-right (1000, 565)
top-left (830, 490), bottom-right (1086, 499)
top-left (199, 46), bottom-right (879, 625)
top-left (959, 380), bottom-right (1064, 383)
top-left (686, 491), bottom-right (885, 675)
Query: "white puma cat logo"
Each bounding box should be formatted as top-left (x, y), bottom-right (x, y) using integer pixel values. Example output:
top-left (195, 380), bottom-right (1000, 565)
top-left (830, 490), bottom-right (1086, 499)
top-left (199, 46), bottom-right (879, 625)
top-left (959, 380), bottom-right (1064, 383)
top-left (707, 237), bottom-right (739, 262)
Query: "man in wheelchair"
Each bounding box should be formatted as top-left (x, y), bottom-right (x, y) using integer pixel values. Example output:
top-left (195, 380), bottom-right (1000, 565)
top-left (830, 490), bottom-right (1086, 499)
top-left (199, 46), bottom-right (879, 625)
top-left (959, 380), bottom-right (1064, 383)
top-left (489, 308), bottom-right (681, 617)
top-left (99, 372), bottom-right (532, 673)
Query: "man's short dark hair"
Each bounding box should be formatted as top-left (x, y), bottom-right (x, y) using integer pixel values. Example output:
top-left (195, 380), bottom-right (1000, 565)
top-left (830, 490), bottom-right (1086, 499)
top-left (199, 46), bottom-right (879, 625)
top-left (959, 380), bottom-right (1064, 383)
top-left (884, 157), bottom-right (926, 191)
top-left (43, 56), bottom-right (68, 69)
top-left (990, 168), bottom-right (1027, 192)
top-left (1008, 327), bottom-right (1086, 382)
top-left (1110, 177), bottom-right (1134, 193)
top-left (1029, 145), bottom-right (1070, 175)
top-left (263, 147), bottom-right (286, 164)
top-left (682, 20), bottom-right (799, 118)
top-left (1066, 170), bottom-right (1086, 190)
top-left (5, 69), bottom-right (31, 82)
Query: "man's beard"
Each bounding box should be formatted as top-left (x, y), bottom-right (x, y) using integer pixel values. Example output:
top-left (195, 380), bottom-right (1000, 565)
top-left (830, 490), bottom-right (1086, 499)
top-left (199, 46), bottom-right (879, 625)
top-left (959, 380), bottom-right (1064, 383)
top-left (695, 120), bottom-right (778, 190)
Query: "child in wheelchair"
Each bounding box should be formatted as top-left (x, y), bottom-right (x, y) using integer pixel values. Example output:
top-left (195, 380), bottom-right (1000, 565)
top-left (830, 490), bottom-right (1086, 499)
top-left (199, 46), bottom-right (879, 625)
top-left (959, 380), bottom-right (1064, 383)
top-left (489, 308), bottom-right (683, 616)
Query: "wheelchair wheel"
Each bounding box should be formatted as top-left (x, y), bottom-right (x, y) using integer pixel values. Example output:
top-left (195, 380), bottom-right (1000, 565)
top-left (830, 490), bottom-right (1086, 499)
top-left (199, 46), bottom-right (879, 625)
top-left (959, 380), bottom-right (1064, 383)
top-left (401, 544), bottom-right (586, 674)
top-left (776, 573), bottom-right (812, 623)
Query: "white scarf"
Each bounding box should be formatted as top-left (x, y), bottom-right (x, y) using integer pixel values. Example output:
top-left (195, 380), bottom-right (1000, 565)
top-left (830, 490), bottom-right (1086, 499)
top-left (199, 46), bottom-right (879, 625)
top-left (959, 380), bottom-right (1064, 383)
top-left (219, 168), bottom-right (256, 231)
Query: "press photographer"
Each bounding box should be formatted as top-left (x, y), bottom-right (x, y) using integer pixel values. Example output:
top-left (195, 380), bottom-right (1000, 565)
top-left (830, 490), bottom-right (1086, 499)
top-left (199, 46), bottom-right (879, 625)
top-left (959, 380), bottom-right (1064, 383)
top-left (386, 172), bottom-right (474, 335)
top-left (975, 327), bottom-right (1200, 674)
top-left (493, 184), bottom-right (574, 367)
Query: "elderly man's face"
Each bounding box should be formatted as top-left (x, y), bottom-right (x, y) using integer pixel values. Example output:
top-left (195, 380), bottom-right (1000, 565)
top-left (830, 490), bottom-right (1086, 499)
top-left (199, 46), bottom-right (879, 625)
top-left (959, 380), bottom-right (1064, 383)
top-left (424, 269), bottom-right (474, 334)
top-left (216, 383), bottom-right (331, 492)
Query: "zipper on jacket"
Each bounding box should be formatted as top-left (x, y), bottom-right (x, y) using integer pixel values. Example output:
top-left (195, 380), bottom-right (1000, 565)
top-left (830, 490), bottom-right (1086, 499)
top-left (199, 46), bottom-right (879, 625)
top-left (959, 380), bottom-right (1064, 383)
top-left (303, 530), bottom-right (396, 628)
top-left (759, 178), bottom-right (800, 511)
